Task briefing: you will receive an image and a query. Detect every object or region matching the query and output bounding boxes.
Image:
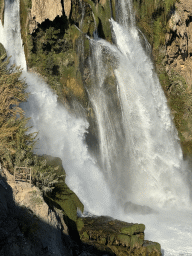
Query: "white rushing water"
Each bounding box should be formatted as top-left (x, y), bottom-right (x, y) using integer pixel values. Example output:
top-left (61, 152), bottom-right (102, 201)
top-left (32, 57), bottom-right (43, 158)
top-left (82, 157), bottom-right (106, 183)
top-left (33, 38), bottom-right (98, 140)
top-left (0, 0), bottom-right (192, 255)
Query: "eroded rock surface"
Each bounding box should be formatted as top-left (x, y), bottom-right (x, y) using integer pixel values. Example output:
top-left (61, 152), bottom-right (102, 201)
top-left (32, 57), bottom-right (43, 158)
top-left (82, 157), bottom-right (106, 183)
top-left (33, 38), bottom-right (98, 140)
top-left (166, 0), bottom-right (192, 87)
top-left (29, 0), bottom-right (63, 32)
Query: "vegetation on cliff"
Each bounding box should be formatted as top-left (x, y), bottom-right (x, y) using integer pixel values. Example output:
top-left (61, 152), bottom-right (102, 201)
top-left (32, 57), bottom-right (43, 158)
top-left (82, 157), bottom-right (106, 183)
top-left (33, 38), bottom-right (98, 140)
top-left (0, 43), bottom-right (35, 169)
top-left (19, 0), bottom-right (116, 110)
top-left (133, 0), bottom-right (176, 49)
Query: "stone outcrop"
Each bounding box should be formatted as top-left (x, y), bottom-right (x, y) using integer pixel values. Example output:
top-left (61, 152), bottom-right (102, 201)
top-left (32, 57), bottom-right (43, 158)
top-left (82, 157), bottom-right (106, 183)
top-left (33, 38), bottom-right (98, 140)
top-left (76, 216), bottom-right (161, 256)
top-left (0, 168), bottom-right (71, 256)
top-left (29, 0), bottom-right (63, 33)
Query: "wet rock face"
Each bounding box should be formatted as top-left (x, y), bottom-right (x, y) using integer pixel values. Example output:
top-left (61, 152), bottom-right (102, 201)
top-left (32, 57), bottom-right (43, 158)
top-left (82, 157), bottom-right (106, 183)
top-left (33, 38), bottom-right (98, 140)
top-left (77, 216), bottom-right (161, 256)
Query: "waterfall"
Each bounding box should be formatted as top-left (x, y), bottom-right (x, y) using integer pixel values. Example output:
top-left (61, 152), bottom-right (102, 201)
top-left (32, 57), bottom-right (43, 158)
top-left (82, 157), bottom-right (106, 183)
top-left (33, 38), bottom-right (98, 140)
top-left (111, 17), bottom-right (190, 209)
top-left (88, 17), bottom-right (190, 209)
top-left (0, 0), bottom-right (26, 70)
top-left (1, 0), bottom-right (192, 255)
top-left (0, 0), bottom-right (114, 216)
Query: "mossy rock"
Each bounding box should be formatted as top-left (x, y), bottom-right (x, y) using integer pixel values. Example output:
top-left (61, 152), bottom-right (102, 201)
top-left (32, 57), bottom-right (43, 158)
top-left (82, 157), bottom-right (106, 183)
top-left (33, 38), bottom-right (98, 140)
top-left (31, 154), bottom-right (84, 228)
top-left (77, 216), bottom-right (161, 255)
top-left (81, 231), bottom-right (89, 240)
top-left (0, 0), bottom-right (4, 24)
top-left (76, 217), bottom-right (84, 232)
top-left (0, 43), bottom-right (6, 61)
top-left (116, 234), bottom-right (131, 247)
top-left (83, 0), bottom-right (112, 41)
top-left (121, 223), bottom-right (145, 236)
top-left (143, 240), bottom-right (161, 256)
top-left (50, 182), bottom-right (84, 223)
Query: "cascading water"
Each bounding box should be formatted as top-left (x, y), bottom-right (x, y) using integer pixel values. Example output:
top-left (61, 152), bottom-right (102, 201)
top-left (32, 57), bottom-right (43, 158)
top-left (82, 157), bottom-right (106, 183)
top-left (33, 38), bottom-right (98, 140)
top-left (88, 19), bottom-right (190, 210)
top-left (0, 0), bottom-right (114, 216)
top-left (1, 0), bottom-right (192, 255)
top-left (111, 18), bottom-right (190, 209)
top-left (87, 40), bottom-right (127, 203)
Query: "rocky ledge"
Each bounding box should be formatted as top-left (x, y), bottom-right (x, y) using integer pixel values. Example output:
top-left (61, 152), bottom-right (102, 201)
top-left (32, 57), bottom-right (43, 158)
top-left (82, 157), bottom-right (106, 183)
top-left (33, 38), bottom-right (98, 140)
top-left (77, 216), bottom-right (161, 256)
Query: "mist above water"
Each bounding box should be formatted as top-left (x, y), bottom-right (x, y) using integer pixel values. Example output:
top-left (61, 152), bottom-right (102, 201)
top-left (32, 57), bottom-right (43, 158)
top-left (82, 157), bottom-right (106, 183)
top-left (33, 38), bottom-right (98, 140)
top-left (1, 0), bottom-right (192, 255)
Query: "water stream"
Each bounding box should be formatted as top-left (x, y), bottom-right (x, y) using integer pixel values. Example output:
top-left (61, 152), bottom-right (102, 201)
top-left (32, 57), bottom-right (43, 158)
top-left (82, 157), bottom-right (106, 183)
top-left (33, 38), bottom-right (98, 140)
top-left (0, 0), bottom-right (192, 255)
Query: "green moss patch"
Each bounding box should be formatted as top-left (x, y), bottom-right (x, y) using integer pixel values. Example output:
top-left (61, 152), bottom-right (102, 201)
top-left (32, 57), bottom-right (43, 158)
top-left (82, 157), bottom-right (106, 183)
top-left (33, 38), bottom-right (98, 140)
top-left (50, 182), bottom-right (84, 223)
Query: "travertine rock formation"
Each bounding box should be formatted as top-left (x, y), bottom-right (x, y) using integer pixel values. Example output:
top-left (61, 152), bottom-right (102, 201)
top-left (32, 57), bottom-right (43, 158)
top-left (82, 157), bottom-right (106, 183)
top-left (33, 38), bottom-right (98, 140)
top-left (166, 0), bottom-right (192, 87)
top-left (29, 0), bottom-right (62, 33)
top-left (29, 0), bottom-right (71, 33)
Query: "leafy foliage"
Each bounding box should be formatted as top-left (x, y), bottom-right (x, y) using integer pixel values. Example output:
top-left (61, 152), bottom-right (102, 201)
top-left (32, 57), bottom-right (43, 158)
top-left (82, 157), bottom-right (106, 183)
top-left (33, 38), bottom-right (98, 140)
top-left (0, 45), bottom-right (36, 170)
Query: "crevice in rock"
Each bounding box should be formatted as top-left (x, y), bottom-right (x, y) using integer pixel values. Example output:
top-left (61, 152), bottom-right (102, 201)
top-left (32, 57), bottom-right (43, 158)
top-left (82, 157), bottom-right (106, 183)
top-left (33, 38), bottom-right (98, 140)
top-left (181, 51), bottom-right (188, 61)
top-left (166, 30), bottom-right (177, 47)
top-left (186, 15), bottom-right (192, 27)
top-left (97, 17), bottom-right (105, 39)
top-left (61, 0), bottom-right (65, 16)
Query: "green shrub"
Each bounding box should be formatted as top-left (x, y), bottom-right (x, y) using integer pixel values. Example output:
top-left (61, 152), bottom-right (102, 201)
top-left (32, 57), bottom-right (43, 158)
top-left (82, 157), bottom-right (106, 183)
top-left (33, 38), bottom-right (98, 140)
top-left (0, 43), bottom-right (36, 170)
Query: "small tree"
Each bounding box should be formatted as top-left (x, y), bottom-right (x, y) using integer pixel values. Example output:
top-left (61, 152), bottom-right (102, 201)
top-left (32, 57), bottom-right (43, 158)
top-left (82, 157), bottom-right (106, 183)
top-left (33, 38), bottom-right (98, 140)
top-left (0, 43), bottom-right (36, 171)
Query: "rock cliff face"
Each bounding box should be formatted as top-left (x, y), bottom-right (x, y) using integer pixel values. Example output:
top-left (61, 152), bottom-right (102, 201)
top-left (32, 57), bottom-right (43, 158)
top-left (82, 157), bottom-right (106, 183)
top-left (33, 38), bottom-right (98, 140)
top-left (165, 0), bottom-right (192, 155)
top-left (29, 0), bottom-right (71, 33)
top-left (166, 0), bottom-right (192, 85)
top-left (21, 0), bottom-right (115, 104)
